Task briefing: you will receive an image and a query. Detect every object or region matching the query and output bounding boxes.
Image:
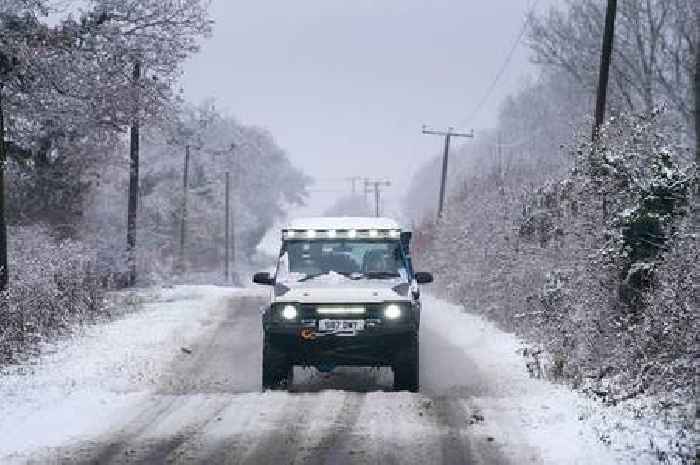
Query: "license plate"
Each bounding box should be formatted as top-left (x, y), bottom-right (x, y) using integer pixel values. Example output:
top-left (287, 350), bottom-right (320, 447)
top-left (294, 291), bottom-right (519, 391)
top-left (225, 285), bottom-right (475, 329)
top-left (318, 319), bottom-right (365, 333)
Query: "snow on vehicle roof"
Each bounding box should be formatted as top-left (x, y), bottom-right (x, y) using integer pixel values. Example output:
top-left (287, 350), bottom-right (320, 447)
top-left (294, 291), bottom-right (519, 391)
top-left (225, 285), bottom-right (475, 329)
top-left (284, 217), bottom-right (403, 231)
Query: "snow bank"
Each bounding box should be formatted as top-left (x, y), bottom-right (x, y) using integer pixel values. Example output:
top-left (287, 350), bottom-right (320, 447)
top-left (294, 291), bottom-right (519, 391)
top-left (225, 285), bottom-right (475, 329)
top-left (0, 285), bottom-right (242, 461)
top-left (422, 295), bottom-right (695, 465)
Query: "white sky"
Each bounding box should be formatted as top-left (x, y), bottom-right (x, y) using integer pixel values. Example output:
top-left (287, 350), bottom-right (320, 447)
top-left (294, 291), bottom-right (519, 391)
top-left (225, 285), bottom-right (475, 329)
top-left (180, 0), bottom-right (557, 218)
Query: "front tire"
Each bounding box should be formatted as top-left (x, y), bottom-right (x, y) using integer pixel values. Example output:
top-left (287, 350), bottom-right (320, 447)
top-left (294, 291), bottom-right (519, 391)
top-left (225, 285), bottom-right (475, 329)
top-left (262, 335), bottom-right (293, 390)
top-left (393, 337), bottom-right (419, 392)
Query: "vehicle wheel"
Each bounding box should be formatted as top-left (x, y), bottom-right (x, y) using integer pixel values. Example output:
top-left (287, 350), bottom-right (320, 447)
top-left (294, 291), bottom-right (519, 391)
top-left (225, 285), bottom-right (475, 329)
top-left (262, 335), bottom-right (293, 390)
top-left (393, 337), bottom-right (419, 392)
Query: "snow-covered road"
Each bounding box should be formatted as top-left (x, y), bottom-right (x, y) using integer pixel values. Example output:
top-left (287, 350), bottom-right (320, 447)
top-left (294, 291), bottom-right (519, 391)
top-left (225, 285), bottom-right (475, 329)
top-left (0, 286), bottom-right (622, 464)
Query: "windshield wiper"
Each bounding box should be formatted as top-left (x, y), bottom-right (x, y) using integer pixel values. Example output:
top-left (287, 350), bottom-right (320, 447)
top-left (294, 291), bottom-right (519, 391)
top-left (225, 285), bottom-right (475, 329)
top-left (362, 271), bottom-right (401, 280)
top-left (297, 271), bottom-right (330, 282)
top-left (298, 271), bottom-right (365, 282)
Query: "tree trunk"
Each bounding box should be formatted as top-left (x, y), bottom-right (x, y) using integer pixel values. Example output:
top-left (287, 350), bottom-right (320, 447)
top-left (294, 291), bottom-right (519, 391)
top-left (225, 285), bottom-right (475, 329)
top-left (0, 84), bottom-right (7, 291)
top-left (126, 61), bottom-right (141, 287)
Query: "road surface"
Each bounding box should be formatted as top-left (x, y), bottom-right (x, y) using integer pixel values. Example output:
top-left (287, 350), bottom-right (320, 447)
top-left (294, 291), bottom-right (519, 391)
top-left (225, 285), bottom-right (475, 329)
top-left (1, 287), bottom-right (615, 465)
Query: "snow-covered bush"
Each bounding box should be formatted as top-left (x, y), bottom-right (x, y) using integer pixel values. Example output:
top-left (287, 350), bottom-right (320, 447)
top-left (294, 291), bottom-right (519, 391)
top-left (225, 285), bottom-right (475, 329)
top-left (0, 226), bottom-right (105, 364)
top-left (415, 110), bottom-right (696, 399)
top-left (413, 109), bottom-right (696, 462)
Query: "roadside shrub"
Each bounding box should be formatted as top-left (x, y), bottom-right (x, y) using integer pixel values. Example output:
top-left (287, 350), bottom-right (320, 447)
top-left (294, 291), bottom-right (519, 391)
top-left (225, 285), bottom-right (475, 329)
top-left (415, 110), bottom-right (696, 400)
top-left (0, 226), bottom-right (106, 365)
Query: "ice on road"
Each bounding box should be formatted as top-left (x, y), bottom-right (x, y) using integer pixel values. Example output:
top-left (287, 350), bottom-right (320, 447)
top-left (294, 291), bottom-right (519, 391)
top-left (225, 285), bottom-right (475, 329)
top-left (0, 286), bottom-right (621, 464)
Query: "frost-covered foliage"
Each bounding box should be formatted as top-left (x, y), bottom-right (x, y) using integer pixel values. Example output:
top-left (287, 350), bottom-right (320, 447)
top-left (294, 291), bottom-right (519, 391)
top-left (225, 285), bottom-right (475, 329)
top-left (528, 0), bottom-right (696, 132)
top-left (0, 0), bottom-right (306, 366)
top-left (82, 102), bottom-right (310, 277)
top-left (0, 226), bottom-right (105, 364)
top-left (414, 111), bottom-right (697, 463)
top-left (1, 0), bottom-right (212, 237)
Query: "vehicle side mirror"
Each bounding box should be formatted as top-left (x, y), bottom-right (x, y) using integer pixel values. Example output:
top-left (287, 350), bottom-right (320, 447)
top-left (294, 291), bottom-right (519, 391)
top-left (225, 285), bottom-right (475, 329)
top-left (253, 272), bottom-right (275, 285)
top-left (415, 272), bottom-right (433, 284)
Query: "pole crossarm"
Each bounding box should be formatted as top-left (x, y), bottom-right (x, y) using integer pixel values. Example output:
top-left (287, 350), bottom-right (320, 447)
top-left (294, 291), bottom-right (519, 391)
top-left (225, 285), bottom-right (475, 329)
top-left (422, 125), bottom-right (474, 139)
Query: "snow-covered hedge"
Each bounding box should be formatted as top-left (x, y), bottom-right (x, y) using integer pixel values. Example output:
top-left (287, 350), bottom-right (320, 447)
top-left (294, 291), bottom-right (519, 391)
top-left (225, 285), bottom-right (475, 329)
top-left (414, 111), bottom-right (697, 463)
top-left (0, 226), bottom-right (106, 365)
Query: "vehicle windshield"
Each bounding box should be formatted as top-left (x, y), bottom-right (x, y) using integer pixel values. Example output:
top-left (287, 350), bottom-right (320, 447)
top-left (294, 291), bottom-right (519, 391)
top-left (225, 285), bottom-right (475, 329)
top-left (277, 240), bottom-right (408, 282)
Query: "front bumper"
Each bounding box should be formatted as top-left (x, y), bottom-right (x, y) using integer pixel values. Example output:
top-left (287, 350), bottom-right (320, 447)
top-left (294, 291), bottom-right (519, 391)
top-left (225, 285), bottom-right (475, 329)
top-left (265, 330), bottom-right (416, 367)
top-left (262, 301), bottom-right (419, 367)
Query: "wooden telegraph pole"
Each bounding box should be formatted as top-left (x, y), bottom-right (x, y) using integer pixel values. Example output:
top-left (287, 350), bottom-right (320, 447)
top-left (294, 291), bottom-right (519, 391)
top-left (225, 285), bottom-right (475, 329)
top-left (224, 170), bottom-right (230, 282)
top-left (0, 83), bottom-right (7, 291)
top-left (422, 125), bottom-right (474, 220)
top-left (126, 61), bottom-right (141, 286)
top-left (592, 0), bottom-right (618, 141)
top-left (364, 179), bottom-right (391, 217)
top-left (178, 144), bottom-right (190, 274)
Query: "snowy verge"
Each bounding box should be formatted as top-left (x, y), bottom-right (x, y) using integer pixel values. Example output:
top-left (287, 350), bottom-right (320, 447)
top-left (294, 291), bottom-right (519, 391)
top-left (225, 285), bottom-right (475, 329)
top-left (0, 285), bottom-right (248, 461)
top-left (422, 295), bottom-right (696, 465)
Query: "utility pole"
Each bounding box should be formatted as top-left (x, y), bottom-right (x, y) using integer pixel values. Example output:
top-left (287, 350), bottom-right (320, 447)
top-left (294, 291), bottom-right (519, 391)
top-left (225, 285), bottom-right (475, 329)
top-left (0, 83), bottom-right (7, 291)
top-left (422, 125), bottom-right (474, 220)
top-left (230, 144), bottom-right (239, 285)
top-left (346, 176), bottom-right (363, 195)
top-left (126, 60), bottom-right (141, 287)
top-left (592, 0), bottom-right (618, 141)
top-left (224, 171), bottom-right (230, 282)
top-left (364, 179), bottom-right (391, 217)
top-left (178, 144), bottom-right (190, 274)
top-left (695, 5), bottom-right (700, 168)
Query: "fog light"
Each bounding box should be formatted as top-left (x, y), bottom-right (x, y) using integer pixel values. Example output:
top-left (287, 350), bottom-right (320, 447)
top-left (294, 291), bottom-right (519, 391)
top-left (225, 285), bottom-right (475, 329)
top-left (384, 304), bottom-right (401, 319)
top-left (281, 305), bottom-right (298, 320)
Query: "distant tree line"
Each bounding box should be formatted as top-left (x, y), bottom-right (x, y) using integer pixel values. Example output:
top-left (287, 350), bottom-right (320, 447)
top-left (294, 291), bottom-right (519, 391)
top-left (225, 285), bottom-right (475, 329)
top-left (0, 1), bottom-right (309, 364)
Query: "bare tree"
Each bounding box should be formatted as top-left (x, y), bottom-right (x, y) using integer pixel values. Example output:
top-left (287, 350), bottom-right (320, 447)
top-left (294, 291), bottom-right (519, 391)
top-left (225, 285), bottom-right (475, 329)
top-left (80, 0), bottom-right (213, 285)
top-left (528, 0), bottom-right (695, 129)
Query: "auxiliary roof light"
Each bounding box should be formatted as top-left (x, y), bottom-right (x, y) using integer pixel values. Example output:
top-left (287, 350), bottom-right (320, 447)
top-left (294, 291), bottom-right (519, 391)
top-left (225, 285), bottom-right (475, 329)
top-left (282, 228), bottom-right (402, 240)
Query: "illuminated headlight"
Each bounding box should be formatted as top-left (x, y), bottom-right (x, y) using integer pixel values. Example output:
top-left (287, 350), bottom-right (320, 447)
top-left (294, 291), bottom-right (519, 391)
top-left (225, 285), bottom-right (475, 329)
top-left (384, 304), bottom-right (402, 319)
top-left (281, 305), bottom-right (298, 320)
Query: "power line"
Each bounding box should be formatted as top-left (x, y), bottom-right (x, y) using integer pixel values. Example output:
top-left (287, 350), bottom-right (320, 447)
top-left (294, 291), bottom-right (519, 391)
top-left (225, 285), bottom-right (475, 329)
top-left (461, 0), bottom-right (542, 127)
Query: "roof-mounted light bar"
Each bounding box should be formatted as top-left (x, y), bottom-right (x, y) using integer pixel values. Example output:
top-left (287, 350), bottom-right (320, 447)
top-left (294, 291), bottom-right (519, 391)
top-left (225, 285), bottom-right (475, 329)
top-left (282, 229), bottom-right (402, 241)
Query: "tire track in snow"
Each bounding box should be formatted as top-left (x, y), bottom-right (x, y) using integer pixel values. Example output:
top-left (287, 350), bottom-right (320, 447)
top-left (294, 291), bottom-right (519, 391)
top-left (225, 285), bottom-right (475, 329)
top-left (51, 395), bottom-right (231, 465)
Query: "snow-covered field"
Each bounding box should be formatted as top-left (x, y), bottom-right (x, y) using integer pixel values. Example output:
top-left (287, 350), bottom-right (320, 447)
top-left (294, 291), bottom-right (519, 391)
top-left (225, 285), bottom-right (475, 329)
top-left (0, 286), bottom-right (690, 464)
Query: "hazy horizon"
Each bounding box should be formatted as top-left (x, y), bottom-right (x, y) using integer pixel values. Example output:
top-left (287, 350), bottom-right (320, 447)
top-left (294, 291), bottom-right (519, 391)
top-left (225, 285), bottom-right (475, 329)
top-left (180, 0), bottom-right (557, 217)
